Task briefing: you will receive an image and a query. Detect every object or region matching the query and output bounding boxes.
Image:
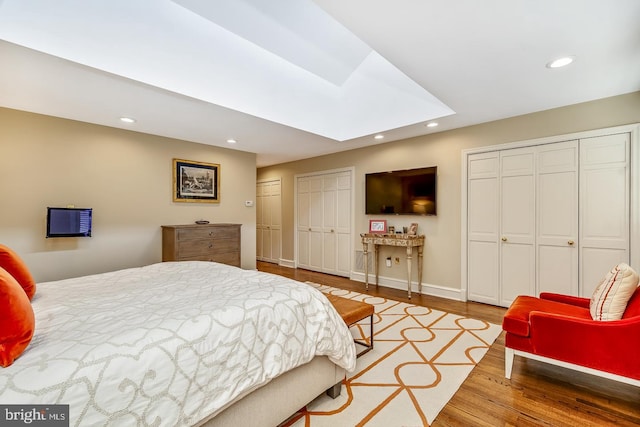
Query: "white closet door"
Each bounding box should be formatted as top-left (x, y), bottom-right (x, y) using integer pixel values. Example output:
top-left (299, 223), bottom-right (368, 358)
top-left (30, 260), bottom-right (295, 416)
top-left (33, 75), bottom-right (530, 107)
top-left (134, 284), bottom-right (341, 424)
top-left (296, 178), bottom-right (311, 269)
top-left (335, 172), bottom-right (352, 276)
top-left (308, 176), bottom-right (324, 271)
top-left (269, 181), bottom-right (282, 264)
top-left (296, 170), bottom-right (353, 277)
top-left (500, 148), bottom-right (536, 307)
top-left (580, 133), bottom-right (630, 296)
top-left (257, 179), bottom-right (282, 264)
top-left (256, 179), bottom-right (282, 263)
top-left (467, 152), bottom-right (500, 305)
top-left (537, 141), bottom-right (579, 295)
top-left (256, 182), bottom-right (265, 261)
top-left (322, 175), bottom-right (337, 272)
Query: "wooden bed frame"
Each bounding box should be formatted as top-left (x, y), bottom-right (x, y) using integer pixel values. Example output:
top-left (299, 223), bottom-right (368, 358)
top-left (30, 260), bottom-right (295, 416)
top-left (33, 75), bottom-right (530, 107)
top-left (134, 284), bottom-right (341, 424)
top-left (198, 356), bottom-right (345, 426)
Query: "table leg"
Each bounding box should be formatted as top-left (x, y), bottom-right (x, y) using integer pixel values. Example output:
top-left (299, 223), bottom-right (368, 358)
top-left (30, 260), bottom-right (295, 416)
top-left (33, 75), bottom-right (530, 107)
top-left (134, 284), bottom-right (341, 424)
top-left (417, 245), bottom-right (424, 296)
top-left (374, 244), bottom-right (380, 287)
top-left (363, 241), bottom-right (369, 291)
top-left (406, 246), bottom-right (413, 299)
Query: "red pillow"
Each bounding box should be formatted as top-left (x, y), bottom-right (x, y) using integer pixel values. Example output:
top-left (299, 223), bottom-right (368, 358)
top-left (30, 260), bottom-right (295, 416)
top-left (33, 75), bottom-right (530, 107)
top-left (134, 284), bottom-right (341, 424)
top-left (0, 266), bottom-right (35, 367)
top-left (0, 244), bottom-right (36, 300)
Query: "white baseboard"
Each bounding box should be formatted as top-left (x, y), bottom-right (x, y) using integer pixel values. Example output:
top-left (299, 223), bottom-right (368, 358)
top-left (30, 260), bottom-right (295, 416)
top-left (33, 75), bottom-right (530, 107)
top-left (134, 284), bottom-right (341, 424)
top-left (278, 258), bottom-right (296, 268)
top-left (349, 271), bottom-right (465, 301)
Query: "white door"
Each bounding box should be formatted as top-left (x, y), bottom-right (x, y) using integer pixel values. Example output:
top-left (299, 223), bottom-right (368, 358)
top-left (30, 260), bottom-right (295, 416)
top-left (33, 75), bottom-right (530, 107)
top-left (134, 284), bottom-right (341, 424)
top-left (580, 133), bottom-right (630, 296)
top-left (335, 172), bottom-right (352, 276)
top-left (256, 179), bottom-right (281, 264)
top-left (256, 183), bottom-right (265, 260)
top-left (322, 175), bottom-right (337, 272)
top-left (465, 129), bottom-right (634, 307)
top-left (308, 176), bottom-right (324, 272)
top-left (297, 178), bottom-right (311, 269)
top-left (499, 147), bottom-right (536, 307)
top-left (296, 170), bottom-right (352, 277)
top-left (536, 141), bottom-right (579, 295)
top-left (467, 152), bottom-right (500, 305)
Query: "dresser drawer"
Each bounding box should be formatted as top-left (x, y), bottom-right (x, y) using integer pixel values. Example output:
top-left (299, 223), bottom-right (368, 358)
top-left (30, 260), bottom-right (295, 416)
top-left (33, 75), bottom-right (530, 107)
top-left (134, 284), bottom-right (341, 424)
top-left (177, 238), bottom-right (239, 258)
top-left (176, 226), bottom-right (239, 241)
top-left (178, 252), bottom-right (240, 266)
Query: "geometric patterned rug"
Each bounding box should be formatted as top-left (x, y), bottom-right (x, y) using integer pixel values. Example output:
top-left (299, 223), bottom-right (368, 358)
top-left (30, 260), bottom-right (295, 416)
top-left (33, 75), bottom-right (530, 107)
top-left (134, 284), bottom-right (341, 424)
top-left (282, 284), bottom-right (502, 427)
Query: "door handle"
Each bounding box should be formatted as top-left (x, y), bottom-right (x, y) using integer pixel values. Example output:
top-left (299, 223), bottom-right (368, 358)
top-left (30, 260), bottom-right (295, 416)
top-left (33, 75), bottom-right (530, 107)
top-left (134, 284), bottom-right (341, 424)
top-left (568, 240), bottom-right (574, 245)
top-left (501, 237), bottom-right (507, 242)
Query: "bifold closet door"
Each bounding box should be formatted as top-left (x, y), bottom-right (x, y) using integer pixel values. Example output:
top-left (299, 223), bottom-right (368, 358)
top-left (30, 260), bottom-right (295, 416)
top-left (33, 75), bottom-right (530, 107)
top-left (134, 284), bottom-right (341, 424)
top-left (256, 179), bottom-right (281, 264)
top-left (467, 152), bottom-right (500, 306)
top-left (499, 148), bottom-right (536, 307)
top-left (580, 133), bottom-right (630, 297)
top-left (334, 172), bottom-right (352, 276)
top-left (297, 176), bottom-right (323, 271)
top-left (297, 171), bottom-right (352, 277)
top-left (536, 141), bottom-right (579, 296)
top-left (467, 131), bottom-right (632, 306)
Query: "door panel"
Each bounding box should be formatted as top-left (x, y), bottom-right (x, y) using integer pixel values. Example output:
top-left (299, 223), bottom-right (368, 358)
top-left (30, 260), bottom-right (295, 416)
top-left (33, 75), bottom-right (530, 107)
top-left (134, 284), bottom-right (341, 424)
top-left (579, 134), bottom-right (630, 296)
top-left (468, 241), bottom-right (499, 304)
top-left (537, 141), bottom-right (578, 295)
top-left (538, 245), bottom-right (575, 295)
top-left (500, 148), bottom-right (535, 306)
top-left (467, 152), bottom-right (499, 305)
top-left (501, 243), bottom-right (535, 306)
top-left (581, 247), bottom-right (628, 296)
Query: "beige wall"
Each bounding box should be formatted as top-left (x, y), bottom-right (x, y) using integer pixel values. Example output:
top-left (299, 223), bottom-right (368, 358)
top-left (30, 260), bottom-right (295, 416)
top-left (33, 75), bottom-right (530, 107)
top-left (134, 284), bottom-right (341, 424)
top-left (0, 108), bottom-right (257, 282)
top-left (257, 91), bottom-right (640, 294)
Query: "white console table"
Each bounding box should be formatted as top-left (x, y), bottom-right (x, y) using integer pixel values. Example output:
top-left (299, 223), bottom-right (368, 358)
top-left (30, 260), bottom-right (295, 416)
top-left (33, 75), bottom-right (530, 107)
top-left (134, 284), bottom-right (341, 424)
top-left (360, 233), bottom-right (425, 299)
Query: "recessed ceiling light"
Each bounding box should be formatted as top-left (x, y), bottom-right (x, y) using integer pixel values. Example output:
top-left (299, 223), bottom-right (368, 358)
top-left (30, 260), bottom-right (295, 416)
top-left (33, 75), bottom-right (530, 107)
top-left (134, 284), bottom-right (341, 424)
top-left (546, 56), bottom-right (574, 69)
top-left (119, 117), bottom-right (136, 123)
top-left (374, 134), bottom-right (384, 140)
top-left (426, 122), bottom-right (438, 128)
top-left (226, 139), bottom-right (237, 144)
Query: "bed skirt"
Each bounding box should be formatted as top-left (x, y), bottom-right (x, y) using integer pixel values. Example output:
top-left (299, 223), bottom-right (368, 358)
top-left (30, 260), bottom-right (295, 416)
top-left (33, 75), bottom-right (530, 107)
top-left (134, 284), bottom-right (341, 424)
top-left (198, 356), bottom-right (345, 427)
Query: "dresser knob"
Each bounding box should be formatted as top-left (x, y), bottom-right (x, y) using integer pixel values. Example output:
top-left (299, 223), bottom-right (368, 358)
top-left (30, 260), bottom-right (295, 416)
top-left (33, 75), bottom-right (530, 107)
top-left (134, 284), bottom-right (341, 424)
top-left (208, 243), bottom-right (213, 249)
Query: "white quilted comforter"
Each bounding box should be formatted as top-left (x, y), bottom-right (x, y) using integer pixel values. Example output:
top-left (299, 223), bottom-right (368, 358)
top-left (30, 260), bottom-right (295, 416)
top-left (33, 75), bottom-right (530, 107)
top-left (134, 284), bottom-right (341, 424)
top-left (0, 261), bottom-right (356, 426)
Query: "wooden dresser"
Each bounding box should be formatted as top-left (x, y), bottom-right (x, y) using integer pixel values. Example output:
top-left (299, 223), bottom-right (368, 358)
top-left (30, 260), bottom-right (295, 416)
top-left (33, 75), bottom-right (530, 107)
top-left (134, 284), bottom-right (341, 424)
top-left (161, 223), bottom-right (241, 267)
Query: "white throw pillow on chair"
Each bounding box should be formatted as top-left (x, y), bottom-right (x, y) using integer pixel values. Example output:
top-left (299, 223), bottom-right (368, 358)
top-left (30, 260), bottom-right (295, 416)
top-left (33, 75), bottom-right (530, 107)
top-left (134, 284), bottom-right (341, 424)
top-left (590, 263), bottom-right (639, 321)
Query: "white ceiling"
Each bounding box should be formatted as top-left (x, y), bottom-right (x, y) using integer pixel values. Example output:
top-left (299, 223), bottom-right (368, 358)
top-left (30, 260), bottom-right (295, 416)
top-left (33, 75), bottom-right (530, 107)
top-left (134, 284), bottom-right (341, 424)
top-left (0, 0), bottom-right (638, 167)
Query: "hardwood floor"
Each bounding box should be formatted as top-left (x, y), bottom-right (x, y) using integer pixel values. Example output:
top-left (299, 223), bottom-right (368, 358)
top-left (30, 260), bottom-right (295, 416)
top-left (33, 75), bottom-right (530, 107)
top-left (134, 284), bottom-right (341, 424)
top-left (257, 262), bottom-right (640, 427)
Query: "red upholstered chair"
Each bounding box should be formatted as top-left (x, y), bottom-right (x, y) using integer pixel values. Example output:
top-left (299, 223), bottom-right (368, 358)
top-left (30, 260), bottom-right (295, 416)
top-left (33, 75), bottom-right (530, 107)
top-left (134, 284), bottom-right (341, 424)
top-left (502, 287), bottom-right (640, 387)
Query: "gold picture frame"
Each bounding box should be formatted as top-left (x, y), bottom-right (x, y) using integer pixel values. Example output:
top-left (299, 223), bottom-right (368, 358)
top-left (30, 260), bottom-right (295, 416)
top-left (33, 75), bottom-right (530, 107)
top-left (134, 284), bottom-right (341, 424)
top-left (173, 158), bottom-right (220, 203)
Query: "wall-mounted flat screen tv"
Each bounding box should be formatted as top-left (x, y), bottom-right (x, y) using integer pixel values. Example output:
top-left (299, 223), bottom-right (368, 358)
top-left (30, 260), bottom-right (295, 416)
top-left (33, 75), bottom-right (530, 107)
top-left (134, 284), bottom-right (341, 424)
top-left (46, 207), bottom-right (93, 238)
top-left (365, 166), bottom-right (437, 215)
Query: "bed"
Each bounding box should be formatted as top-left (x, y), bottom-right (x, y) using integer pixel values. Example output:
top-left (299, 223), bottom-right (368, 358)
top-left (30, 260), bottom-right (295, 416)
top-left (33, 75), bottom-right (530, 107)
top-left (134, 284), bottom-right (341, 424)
top-left (0, 261), bottom-right (357, 426)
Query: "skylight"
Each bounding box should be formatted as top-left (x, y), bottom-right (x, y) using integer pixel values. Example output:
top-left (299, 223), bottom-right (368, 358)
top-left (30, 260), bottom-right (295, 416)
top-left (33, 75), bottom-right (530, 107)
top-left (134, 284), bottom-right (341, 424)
top-left (0, 0), bottom-right (454, 141)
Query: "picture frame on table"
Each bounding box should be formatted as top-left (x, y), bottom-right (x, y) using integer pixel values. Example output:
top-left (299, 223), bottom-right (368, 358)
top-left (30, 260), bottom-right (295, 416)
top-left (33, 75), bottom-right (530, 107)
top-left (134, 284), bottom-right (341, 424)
top-left (173, 158), bottom-right (220, 203)
top-left (408, 223), bottom-right (418, 235)
top-left (369, 219), bottom-right (388, 234)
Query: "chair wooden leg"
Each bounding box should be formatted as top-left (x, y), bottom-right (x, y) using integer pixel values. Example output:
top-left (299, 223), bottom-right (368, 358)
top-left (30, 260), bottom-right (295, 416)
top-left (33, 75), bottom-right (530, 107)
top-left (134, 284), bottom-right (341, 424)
top-left (505, 347), bottom-right (514, 379)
